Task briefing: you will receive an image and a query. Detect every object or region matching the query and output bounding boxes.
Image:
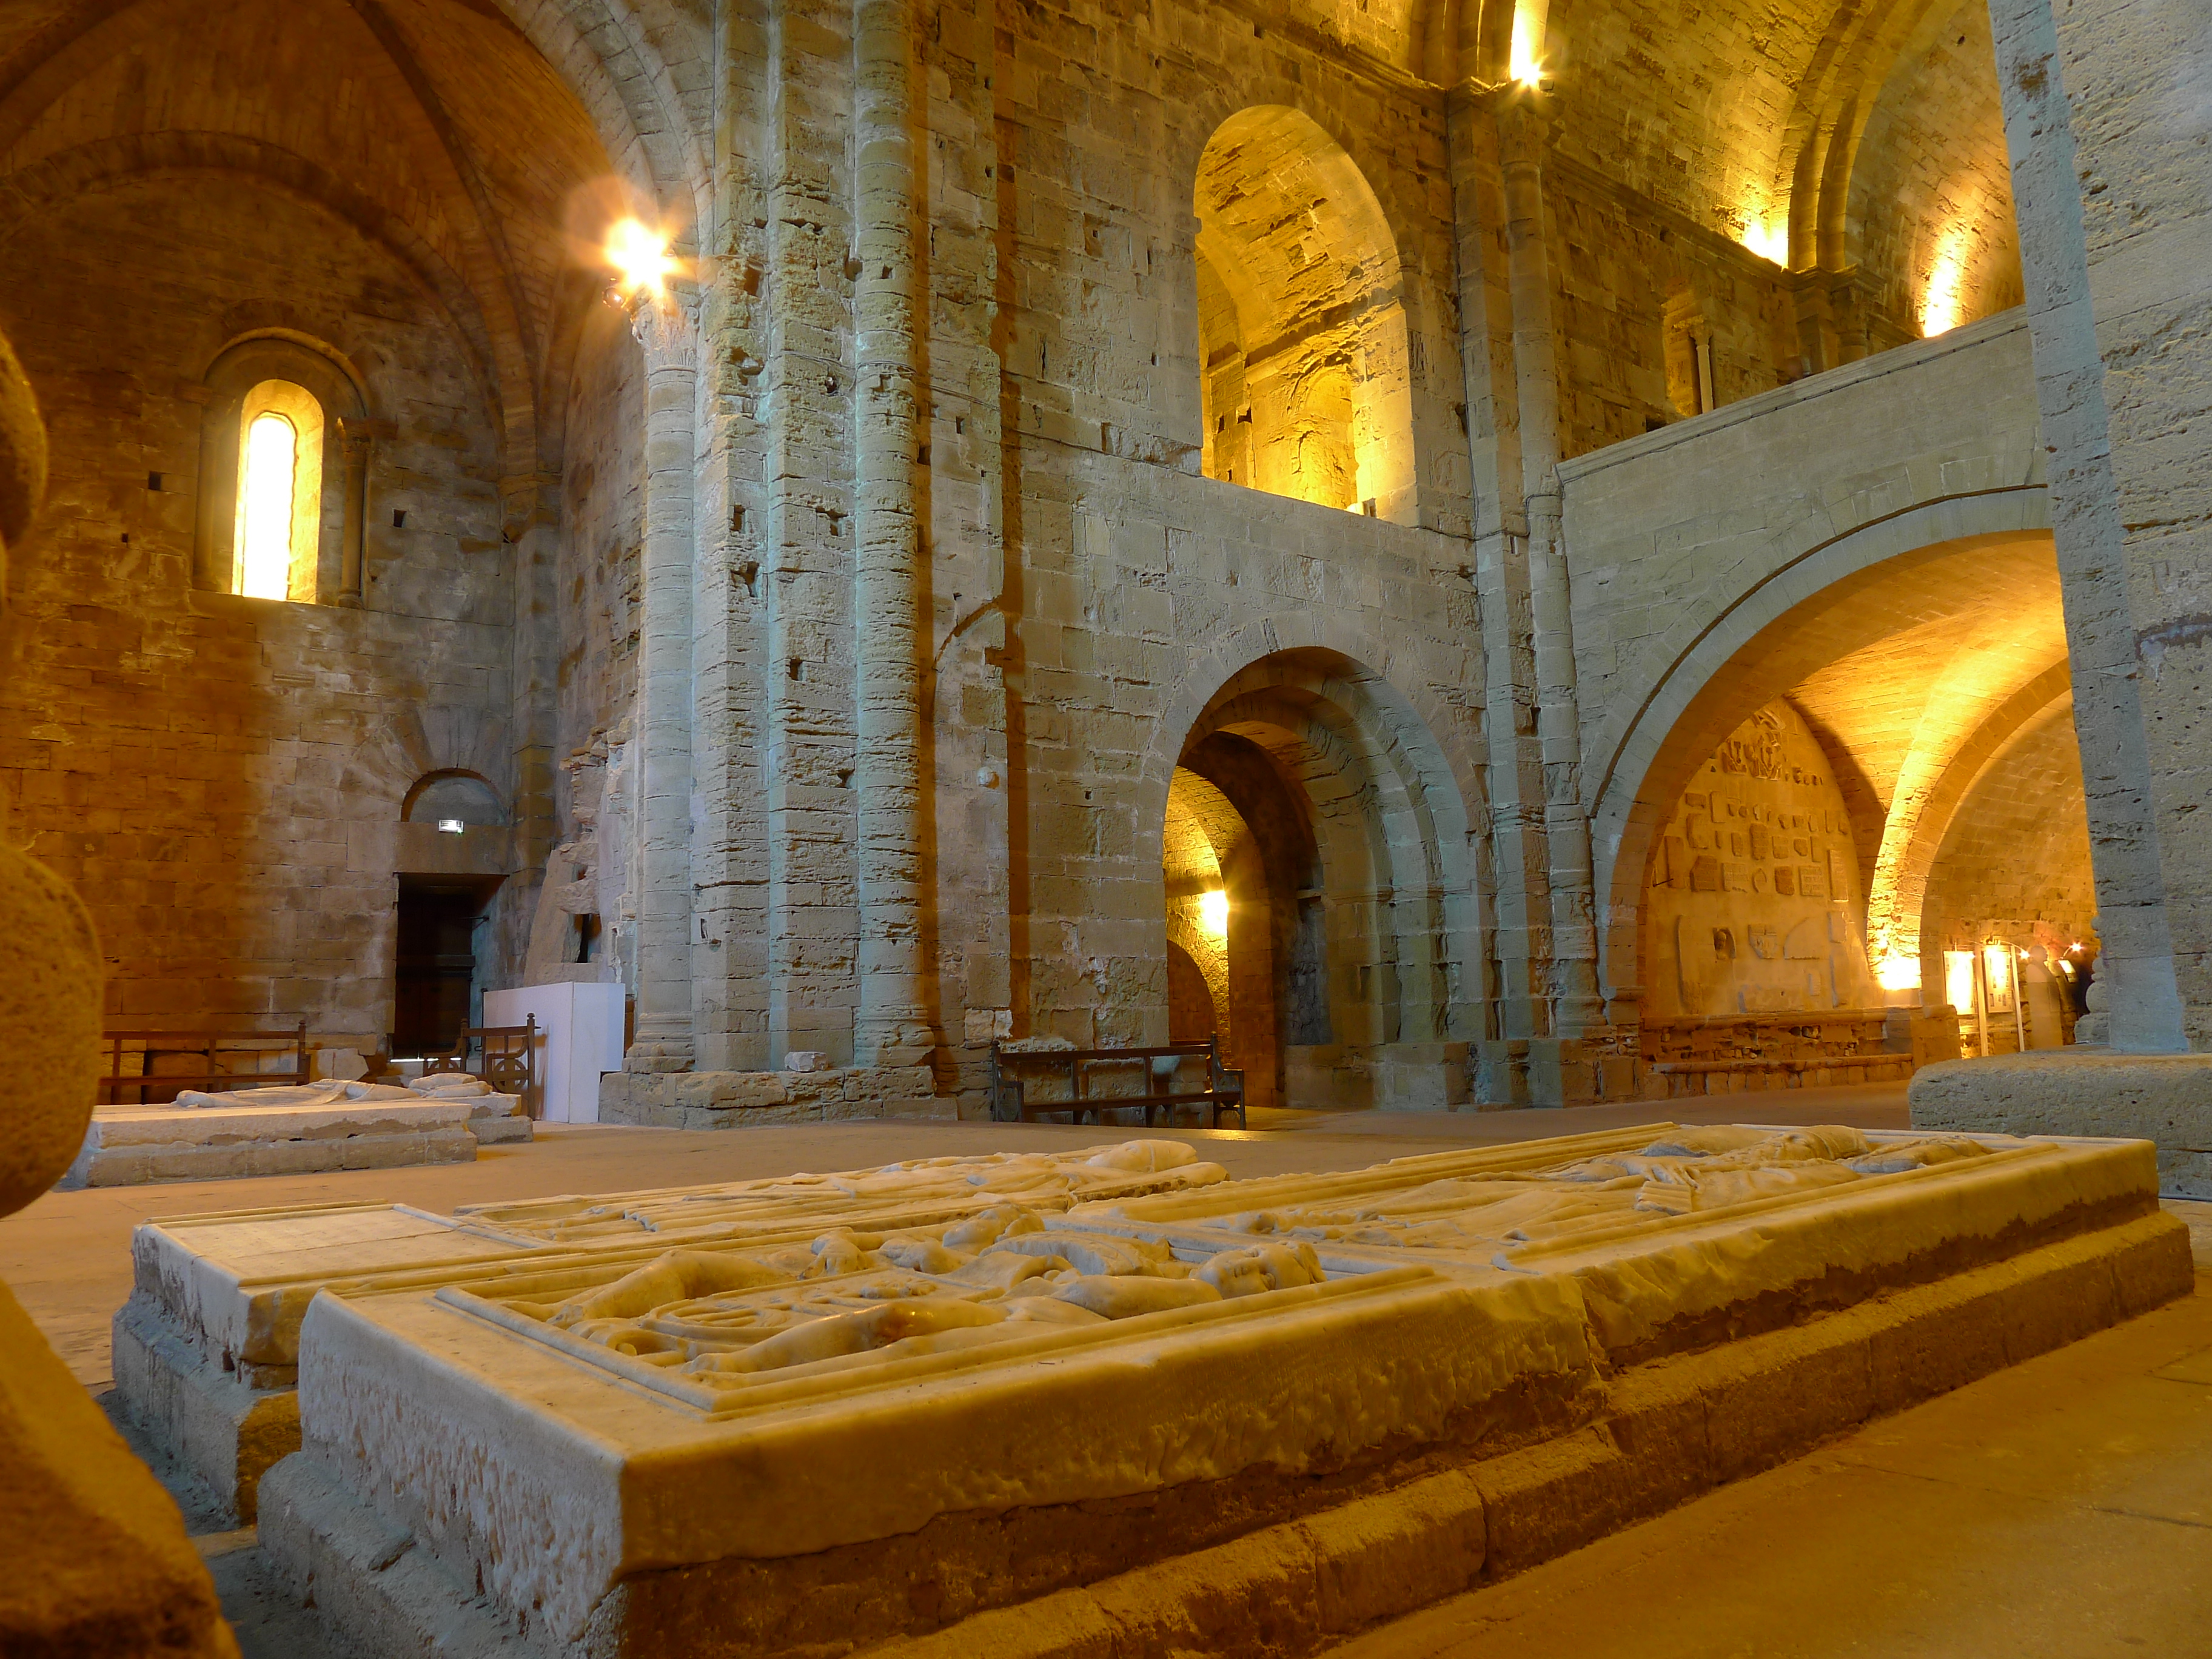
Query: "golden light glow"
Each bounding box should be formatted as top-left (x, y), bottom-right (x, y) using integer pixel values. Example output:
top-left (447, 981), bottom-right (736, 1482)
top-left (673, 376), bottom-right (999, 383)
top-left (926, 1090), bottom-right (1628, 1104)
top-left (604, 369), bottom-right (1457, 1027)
top-left (606, 217), bottom-right (675, 298)
top-left (1875, 954), bottom-right (1922, 993)
top-left (1199, 890), bottom-right (1230, 937)
top-left (1943, 950), bottom-right (1975, 1016)
top-left (1509, 0), bottom-right (1546, 84)
top-left (1742, 218), bottom-right (1788, 266)
top-left (237, 412), bottom-right (297, 602)
top-left (1919, 221), bottom-right (1972, 337)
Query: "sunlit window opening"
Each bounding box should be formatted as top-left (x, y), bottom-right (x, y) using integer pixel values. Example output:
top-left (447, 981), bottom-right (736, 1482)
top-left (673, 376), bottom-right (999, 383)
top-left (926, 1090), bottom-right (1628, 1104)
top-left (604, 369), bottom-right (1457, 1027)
top-left (236, 413), bottom-right (298, 601)
top-left (231, 378), bottom-right (326, 602)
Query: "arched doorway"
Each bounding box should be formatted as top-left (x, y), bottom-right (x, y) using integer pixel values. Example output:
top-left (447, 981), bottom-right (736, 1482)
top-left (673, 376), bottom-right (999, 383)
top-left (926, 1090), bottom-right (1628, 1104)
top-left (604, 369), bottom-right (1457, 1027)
top-left (1159, 647), bottom-right (1480, 1111)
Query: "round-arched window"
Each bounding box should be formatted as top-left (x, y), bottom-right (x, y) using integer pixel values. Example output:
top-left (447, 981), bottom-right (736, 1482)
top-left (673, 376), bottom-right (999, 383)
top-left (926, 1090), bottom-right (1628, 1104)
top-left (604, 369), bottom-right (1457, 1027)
top-left (229, 378), bottom-right (326, 600)
top-left (236, 412), bottom-right (298, 599)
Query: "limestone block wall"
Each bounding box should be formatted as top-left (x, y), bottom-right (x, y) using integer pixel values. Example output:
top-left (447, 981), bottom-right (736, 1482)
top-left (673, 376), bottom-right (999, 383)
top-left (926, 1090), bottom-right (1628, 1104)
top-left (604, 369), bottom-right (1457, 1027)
top-left (0, 174), bottom-right (512, 1039)
top-left (1008, 457), bottom-right (1487, 1107)
top-left (1847, 0), bottom-right (2024, 337)
top-left (1545, 159), bottom-right (1803, 455)
top-left (554, 310), bottom-right (647, 776)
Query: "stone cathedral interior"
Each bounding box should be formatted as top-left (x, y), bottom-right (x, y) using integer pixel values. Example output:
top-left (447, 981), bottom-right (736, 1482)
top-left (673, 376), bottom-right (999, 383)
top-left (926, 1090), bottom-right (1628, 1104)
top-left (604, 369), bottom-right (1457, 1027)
top-left (0, 0), bottom-right (2205, 1652)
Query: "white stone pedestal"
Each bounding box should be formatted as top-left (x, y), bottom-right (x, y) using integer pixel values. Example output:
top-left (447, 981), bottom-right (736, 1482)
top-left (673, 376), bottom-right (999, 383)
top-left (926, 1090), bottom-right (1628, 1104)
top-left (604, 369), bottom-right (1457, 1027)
top-left (1910, 1050), bottom-right (2212, 1197)
top-left (484, 981), bottom-right (626, 1122)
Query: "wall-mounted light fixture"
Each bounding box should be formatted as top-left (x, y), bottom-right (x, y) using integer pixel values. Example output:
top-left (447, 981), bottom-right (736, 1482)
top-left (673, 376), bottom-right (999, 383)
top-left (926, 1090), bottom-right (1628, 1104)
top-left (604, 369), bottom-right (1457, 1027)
top-left (437, 819), bottom-right (464, 834)
top-left (1199, 890), bottom-right (1229, 936)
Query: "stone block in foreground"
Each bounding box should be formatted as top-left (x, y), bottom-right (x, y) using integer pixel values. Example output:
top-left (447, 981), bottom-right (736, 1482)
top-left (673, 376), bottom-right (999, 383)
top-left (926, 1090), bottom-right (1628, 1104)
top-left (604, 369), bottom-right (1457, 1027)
top-left (111, 1143), bottom-right (1220, 1522)
top-left (246, 1121), bottom-right (2187, 1658)
top-left (58, 1097), bottom-right (488, 1188)
top-left (1911, 1050), bottom-right (2212, 1197)
top-left (598, 1064), bottom-right (953, 1126)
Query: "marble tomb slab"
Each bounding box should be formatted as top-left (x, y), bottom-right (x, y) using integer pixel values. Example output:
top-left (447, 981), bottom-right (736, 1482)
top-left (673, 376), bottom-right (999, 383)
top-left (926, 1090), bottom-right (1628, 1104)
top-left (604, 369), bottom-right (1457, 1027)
top-left (60, 1096), bottom-right (490, 1188)
top-left (249, 1122), bottom-right (2191, 1658)
top-left (113, 1141), bottom-right (1230, 1518)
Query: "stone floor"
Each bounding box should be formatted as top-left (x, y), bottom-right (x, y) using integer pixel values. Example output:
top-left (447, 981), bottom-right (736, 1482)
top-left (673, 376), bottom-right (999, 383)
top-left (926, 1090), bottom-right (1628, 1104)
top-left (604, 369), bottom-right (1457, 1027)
top-left (15, 1081), bottom-right (2212, 1658)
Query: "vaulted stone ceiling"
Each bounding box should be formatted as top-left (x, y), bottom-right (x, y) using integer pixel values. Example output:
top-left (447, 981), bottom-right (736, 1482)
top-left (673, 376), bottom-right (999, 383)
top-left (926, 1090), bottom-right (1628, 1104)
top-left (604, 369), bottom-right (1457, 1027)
top-left (1272, 0), bottom-right (2017, 321)
top-left (0, 0), bottom-right (710, 476)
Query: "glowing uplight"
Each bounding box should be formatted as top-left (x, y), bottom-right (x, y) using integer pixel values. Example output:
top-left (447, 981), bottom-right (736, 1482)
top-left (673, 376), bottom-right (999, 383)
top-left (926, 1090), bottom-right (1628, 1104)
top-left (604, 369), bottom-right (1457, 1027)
top-left (437, 819), bottom-right (465, 835)
top-left (606, 217), bottom-right (674, 298)
top-left (236, 412), bottom-right (297, 601)
top-left (1742, 219), bottom-right (1788, 266)
top-left (1919, 221), bottom-right (1972, 337)
top-left (1509, 0), bottom-right (1546, 83)
top-left (1199, 890), bottom-right (1230, 936)
top-left (1875, 955), bottom-right (1922, 993)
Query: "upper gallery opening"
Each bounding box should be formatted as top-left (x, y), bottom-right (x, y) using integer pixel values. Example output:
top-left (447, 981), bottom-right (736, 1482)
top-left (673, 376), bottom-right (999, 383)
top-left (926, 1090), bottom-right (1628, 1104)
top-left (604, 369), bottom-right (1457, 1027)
top-left (1193, 106), bottom-right (1419, 525)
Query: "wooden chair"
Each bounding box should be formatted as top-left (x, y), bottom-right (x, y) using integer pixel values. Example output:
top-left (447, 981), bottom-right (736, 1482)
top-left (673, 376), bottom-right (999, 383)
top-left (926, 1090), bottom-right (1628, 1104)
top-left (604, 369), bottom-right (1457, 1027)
top-left (424, 1016), bottom-right (541, 1118)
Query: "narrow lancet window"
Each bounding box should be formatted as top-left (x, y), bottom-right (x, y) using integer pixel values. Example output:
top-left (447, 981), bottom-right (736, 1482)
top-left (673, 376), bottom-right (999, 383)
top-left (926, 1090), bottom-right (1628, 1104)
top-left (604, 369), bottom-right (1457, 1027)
top-left (236, 411), bottom-right (298, 600)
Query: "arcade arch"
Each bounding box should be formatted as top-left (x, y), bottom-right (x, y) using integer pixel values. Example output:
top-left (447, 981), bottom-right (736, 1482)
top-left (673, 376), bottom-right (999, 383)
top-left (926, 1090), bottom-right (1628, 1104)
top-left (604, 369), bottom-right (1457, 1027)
top-left (1615, 534), bottom-right (2096, 1067)
top-left (1159, 648), bottom-right (1480, 1111)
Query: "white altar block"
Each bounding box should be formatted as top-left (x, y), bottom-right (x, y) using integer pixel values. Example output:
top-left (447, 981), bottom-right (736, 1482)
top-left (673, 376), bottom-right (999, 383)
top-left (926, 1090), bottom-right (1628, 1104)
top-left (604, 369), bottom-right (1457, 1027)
top-left (484, 982), bottom-right (626, 1122)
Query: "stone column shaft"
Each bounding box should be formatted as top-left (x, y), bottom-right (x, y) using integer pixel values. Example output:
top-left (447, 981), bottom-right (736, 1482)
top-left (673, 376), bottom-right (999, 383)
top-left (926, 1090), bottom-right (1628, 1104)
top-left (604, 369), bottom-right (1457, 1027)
top-left (1986, 0), bottom-right (2188, 1053)
top-left (626, 293), bottom-right (701, 1071)
top-left (1446, 85), bottom-right (1546, 1073)
top-left (852, 0), bottom-right (936, 1067)
top-left (1498, 98), bottom-right (1603, 1037)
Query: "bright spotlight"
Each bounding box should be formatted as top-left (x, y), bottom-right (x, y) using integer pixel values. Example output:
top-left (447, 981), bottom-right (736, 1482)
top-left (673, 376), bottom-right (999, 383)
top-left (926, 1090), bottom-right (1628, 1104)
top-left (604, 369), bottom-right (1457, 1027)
top-left (1199, 890), bottom-right (1229, 936)
top-left (1509, 0), bottom-right (1546, 83)
top-left (1874, 955), bottom-right (1921, 993)
top-left (606, 218), bottom-right (674, 298)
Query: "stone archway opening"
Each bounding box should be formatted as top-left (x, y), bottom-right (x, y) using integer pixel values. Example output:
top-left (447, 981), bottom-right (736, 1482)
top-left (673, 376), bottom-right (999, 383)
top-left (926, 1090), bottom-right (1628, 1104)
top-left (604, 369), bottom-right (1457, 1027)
top-left (1161, 648), bottom-right (1480, 1112)
top-left (1622, 535), bottom-right (2097, 1090)
top-left (1192, 107), bottom-right (1417, 523)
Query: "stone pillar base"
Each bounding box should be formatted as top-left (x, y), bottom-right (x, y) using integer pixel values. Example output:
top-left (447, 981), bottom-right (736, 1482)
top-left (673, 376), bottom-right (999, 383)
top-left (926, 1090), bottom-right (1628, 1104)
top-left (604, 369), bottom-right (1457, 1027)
top-left (1910, 1050), bottom-right (2212, 1197)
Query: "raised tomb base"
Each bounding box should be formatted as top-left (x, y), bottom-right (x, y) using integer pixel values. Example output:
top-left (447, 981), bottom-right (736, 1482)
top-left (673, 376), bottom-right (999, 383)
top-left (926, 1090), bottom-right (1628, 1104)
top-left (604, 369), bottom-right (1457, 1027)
top-left (59, 1091), bottom-right (528, 1189)
top-left (62, 1099), bottom-right (483, 1188)
top-left (1911, 1051), bottom-right (2212, 1198)
top-left (115, 1124), bottom-right (2190, 1655)
top-left (598, 1063), bottom-right (954, 1127)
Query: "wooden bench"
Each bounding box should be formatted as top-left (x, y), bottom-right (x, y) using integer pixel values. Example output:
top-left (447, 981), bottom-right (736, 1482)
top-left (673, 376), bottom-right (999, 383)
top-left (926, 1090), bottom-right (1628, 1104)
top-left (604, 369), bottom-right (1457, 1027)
top-left (988, 1037), bottom-right (1246, 1129)
top-left (424, 1016), bottom-right (541, 1119)
top-left (98, 1020), bottom-right (310, 1106)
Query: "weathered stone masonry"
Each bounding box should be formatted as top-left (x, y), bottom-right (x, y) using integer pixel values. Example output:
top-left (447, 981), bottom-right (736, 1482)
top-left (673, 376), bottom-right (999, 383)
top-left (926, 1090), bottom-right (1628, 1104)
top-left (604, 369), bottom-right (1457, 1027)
top-left (0, 0), bottom-right (2202, 1110)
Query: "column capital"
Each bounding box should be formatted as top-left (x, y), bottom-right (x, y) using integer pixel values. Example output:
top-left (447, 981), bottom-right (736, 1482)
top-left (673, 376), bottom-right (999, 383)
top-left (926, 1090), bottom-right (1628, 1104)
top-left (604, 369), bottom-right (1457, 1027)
top-left (627, 285), bottom-right (702, 375)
